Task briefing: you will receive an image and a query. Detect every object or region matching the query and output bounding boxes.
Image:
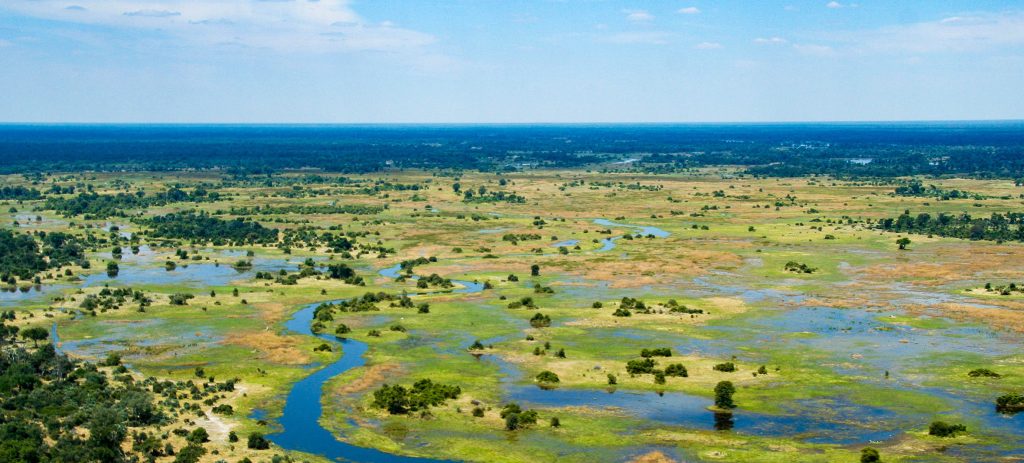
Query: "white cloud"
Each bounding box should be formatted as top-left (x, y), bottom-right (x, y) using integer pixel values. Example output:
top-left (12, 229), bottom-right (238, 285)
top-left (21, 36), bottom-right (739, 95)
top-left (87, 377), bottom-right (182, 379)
top-left (603, 31), bottom-right (672, 45)
top-left (753, 37), bottom-right (787, 45)
top-left (1, 0), bottom-right (436, 53)
top-left (826, 1), bottom-right (843, 9)
top-left (123, 9), bottom-right (181, 18)
top-left (793, 43), bottom-right (836, 56)
top-left (677, 7), bottom-right (700, 15)
top-left (624, 9), bottom-right (654, 22)
top-left (840, 11), bottom-right (1024, 53)
top-left (694, 41), bottom-right (722, 50)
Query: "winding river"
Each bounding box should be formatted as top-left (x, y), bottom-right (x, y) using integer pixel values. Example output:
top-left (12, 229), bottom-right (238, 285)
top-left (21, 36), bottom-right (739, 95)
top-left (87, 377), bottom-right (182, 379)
top-left (268, 300), bottom-right (457, 462)
top-left (263, 219), bottom-right (669, 461)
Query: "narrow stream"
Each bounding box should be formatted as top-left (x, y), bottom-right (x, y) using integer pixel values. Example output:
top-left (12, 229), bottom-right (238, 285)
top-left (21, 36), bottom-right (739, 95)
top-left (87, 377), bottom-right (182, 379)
top-left (268, 300), bottom-right (458, 463)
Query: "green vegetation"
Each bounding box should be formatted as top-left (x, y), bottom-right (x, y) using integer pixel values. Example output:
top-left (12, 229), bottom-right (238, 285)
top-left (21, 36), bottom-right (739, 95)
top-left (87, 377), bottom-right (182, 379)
top-left (995, 394), bottom-right (1024, 414)
top-left (879, 210), bottom-right (1024, 242)
top-left (371, 379), bottom-right (461, 414)
top-left (145, 212), bottom-right (278, 245)
top-left (3, 164), bottom-right (1024, 463)
top-left (928, 421), bottom-right (967, 437)
top-left (714, 381), bottom-right (737, 409)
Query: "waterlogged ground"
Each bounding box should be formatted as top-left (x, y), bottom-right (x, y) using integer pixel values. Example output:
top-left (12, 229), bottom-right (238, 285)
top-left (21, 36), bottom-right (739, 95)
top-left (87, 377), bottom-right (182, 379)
top-left (6, 170), bottom-right (1024, 462)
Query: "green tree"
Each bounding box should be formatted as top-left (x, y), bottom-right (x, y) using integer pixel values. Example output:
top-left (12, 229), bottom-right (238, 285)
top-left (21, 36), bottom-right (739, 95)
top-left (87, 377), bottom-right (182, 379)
top-left (536, 371), bottom-right (560, 384)
top-left (187, 427), bottom-right (209, 444)
top-left (896, 237), bottom-right (911, 250)
top-left (860, 447), bottom-right (880, 463)
top-left (19, 327), bottom-right (48, 347)
top-left (714, 381), bottom-right (736, 409)
top-left (247, 432), bottom-right (271, 450)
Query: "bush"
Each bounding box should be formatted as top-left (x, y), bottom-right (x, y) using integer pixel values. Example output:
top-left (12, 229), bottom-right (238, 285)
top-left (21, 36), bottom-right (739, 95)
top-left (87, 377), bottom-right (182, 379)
top-left (372, 379), bottom-right (462, 414)
top-left (536, 371), bottom-right (560, 384)
top-left (996, 394), bottom-right (1024, 414)
top-left (501, 403), bottom-right (538, 431)
top-left (713, 362), bottom-right (736, 372)
top-left (860, 447), bottom-right (880, 463)
top-left (626, 358), bottom-right (656, 375)
top-left (529, 313), bottom-right (551, 328)
top-left (247, 432), bottom-right (271, 450)
top-left (968, 368), bottom-right (1000, 378)
top-left (928, 421), bottom-right (967, 437)
top-left (665, 363), bottom-right (688, 377)
top-left (187, 427), bottom-right (209, 444)
top-left (640, 348), bottom-right (671, 358)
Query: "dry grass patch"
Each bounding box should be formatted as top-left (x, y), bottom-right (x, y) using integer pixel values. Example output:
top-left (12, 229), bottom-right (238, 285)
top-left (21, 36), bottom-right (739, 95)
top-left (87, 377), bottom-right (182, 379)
top-left (333, 363), bottom-right (401, 395)
top-left (224, 331), bottom-right (311, 364)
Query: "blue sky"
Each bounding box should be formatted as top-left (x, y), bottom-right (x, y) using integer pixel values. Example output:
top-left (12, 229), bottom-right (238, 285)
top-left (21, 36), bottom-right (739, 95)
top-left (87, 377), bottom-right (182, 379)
top-left (1, 1), bottom-right (1022, 123)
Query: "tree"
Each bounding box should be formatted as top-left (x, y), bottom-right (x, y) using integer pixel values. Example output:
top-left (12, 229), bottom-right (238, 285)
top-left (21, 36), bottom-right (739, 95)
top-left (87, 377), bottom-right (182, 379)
top-left (19, 327), bottom-right (48, 347)
top-left (106, 261), bottom-right (119, 277)
top-left (86, 406), bottom-right (127, 462)
top-left (529, 313), bottom-right (551, 328)
top-left (174, 444), bottom-right (206, 463)
top-left (530, 264), bottom-right (540, 276)
top-left (928, 421), bottom-right (966, 437)
top-left (536, 371), bottom-right (560, 384)
top-left (0, 324), bottom-right (20, 345)
top-left (714, 381), bottom-right (736, 409)
top-left (247, 432), bottom-right (270, 450)
top-left (187, 427), bottom-right (209, 444)
top-left (860, 447), bottom-right (880, 463)
top-left (896, 237), bottom-right (911, 250)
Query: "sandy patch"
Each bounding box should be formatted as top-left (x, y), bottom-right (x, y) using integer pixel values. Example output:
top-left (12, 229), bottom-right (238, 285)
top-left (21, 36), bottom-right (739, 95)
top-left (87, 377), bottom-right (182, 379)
top-left (224, 331), bottom-right (310, 364)
top-left (333, 363), bottom-right (401, 395)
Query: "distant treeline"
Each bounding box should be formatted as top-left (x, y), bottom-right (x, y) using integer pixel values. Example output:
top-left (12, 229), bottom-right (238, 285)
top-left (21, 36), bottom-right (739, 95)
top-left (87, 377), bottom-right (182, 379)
top-left (143, 212), bottom-right (278, 245)
top-left (892, 181), bottom-right (986, 200)
top-left (43, 188), bottom-right (219, 219)
top-left (878, 211), bottom-right (1024, 242)
top-left (2, 122), bottom-right (1024, 178)
top-left (224, 204), bottom-right (385, 216)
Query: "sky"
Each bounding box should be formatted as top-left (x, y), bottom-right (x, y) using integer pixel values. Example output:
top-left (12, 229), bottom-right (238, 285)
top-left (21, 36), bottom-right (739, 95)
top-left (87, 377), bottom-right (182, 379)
top-left (0, 1), bottom-right (1022, 123)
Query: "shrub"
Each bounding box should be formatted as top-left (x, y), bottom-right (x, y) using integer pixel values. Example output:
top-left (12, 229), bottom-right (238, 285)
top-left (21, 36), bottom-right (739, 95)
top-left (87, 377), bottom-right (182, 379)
top-left (626, 358), bottom-right (656, 375)
top-left (928, 421), bottom-right (967, 437)
top-left (968, 368), bottom-right (1000, 378)
top-left (640, 348), bottom-right (671, 358)
top-left (860, 447), bottom-right (880, 463)
top-left (665, 363), bottom-right (688, 377)
top-left (536, 371), bottom-right (560, 384)
top-left (247, 432), bottom-right (271, 450)
top-left (995, 394), bottom-right (1024, 414)
top-left (713, 362), bottom-right (736, 372)
top-left (529, 313), bottom-right (551, 328)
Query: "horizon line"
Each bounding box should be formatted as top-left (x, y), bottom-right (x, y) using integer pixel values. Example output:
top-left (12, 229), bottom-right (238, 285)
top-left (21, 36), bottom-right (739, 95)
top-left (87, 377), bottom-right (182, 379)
top-left (1, 119), bottom-right (1023, 127)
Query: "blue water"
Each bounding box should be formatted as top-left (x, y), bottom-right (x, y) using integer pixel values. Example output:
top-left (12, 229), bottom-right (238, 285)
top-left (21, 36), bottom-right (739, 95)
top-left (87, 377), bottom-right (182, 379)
top-left (505, 385), bottom-right (898, 444)
top-left (269, 301), bottom-right (458, 463)
top-left (264, 264), bottom-right (490, 462)
top-left (1, 255), bottom-right (315, 307)
top-left (591, 218), bottom-right (670, 252)
top-left (378, 264), bottom-right (484, 294)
